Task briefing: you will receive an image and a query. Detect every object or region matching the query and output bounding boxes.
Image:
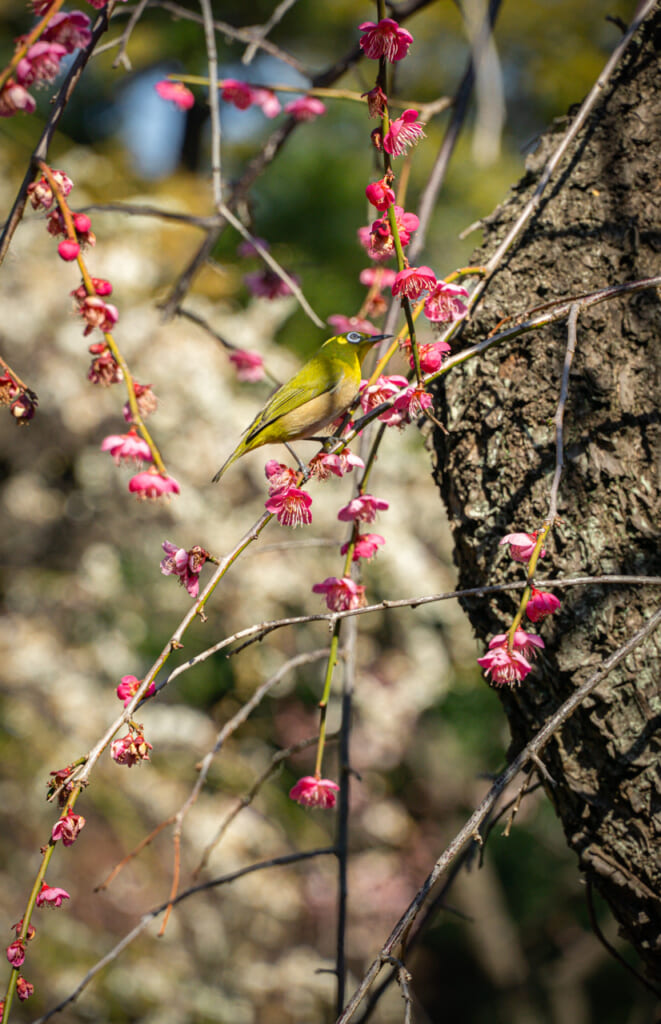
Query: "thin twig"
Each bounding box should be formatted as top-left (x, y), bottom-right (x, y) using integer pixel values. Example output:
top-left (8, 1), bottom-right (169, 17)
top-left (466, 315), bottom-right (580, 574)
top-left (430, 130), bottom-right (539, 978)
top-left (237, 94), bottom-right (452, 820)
top-left (33, 848), bottom-right (337, 1024)
top-left (336, 607), bottom-right (661, 1022)
top-left (335, 614), bottom-right (357, 1014)
top-left (199, 0), bottom-right (223, 209)
top-left (111, 0), bottom-right (149, 69)
top-left (409, 0), bottom-right (503, 262)
top-left (242, 0), bottom-right (300, 65)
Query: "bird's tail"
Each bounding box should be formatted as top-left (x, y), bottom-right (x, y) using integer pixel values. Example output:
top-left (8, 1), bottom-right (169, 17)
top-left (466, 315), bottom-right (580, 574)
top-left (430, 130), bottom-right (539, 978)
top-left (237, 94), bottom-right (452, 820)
top-left (212, 445), bottom-right (241, 483)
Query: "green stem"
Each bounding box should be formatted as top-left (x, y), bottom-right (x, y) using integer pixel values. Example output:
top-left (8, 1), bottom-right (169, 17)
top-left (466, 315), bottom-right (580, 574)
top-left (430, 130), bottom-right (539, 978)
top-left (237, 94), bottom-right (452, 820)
top-left (507, 525), bottom-right (551, 649)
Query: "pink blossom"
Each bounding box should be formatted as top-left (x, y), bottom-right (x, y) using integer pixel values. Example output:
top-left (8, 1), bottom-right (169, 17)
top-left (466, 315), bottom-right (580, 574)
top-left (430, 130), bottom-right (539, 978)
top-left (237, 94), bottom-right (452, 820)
top-left (75, 295), bottom-right (119, 335)
top-left (244, 269), bottom-right (297, 299)
top-left (116, 674), bottom-right (156, 705)
top-left (128, 470), bottom-right (180, 500)
top-left (36, 883), bottom-right (70, 908)
top-left (42, 11), bottom-right (92, 52)
top-left (16, 41), bottom-right (67, 87)
top-left (289, 775), bottom-right (340, 809)
top-left (237, 236), bottom-right (269, 258)
top-left (101, 429), bottom-right (152, 466)
top-left (27, 169), bottom-right (73, 209)
top-left (111, 729), bottom-right (152, 767)
top-left (338, 493), bottom-right (389, 523)
top-left (500, 532), bottom-right (545, 563)
top-left (383, 109), bottom-right (426, 157)
top-left (359, 18), bottom-right (413, 62)
top-left (327, 314), bottom-right (378, 335)
top-left (401, 338), bottom-right (451, 374)
top-left (220, 78), bottom-right (254, 110)
top-left (228, 349), bottom-right (265, 382)
top-left (265, 486), bottom-right (313, 527)
top-left (392, 266), bottom-right (436, 301)
top-left (362, 84), bottom-right (388, 119)
top-left (526, 588), bottom-right (561, 623)
top-left (362, 206), bottom-right (419, 260)
top-left (155, 79), bottom-right (194, 110)
top-left (0, 80), bottom-right (36, 117)
top-left (51, 810), bottom-right (86, 847)
top-left (10, 920), bottom-right (35, 941)
top-left (160, 541), bottom-right (208, 598)
top-left (477, 647), bottom-right (532, 687)
top-left (57, 239), bottom-right (80, 261)
top-left (366, 179), bottom-right (396, 211)
top-left (359, 267), bottom-right (397, 289)
top-left (312, 576), bottom-right (366, 611)
top-left (264, 460), bottom-right (298, 493)
top-left (285, 96), bottom-right (326, 121)
top-left (16, 977), bottom-right (34, 1002)
top-left (252, 88), bottom-right (281, 118)
top-left (424, 280), bottom-right (469, 323)
top-left (488, 629), bottom-right (545, 661)
top-left (9, 392), bottom-right (38, 422)
top-left (309, 449), bottom-right (364, 480)
top-left (359, 375), bottom-right (408, 426)
top-left (341, 533), bottom-right (385, 561)
top-left (88, 346), bottom-right (121, 386)
top-left (6, 940), bottom-right (25, 967)
top-left (392, 384), bottom-right (433, 423)
top-left (123, 382), bottom-right (158, 421)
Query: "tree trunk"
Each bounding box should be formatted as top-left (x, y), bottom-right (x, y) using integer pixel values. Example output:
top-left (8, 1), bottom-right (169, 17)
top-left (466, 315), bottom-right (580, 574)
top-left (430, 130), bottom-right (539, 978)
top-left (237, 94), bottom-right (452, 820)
top-left (432, 9), bottom-right (661, 983)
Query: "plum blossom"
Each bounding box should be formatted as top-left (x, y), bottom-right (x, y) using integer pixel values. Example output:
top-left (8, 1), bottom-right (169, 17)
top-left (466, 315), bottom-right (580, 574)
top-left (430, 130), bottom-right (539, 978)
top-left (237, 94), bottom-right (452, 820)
top-left (383, 109), bottom-right (426, 156)
top-left (392, 384), bottom-right (433, 424)
top-left (75, 295), bottom-right (119, 335)
top-left (88, 345), bottom-right (122, 386)
top-left (36, 883), bottom-right (70, 908)
top-left (220, 78), bottom-right (254, 109)
top-left (477, 646), bottom-right (532, 687)
top-left (57, 239), bottom-right (80, 261)
top-left (100, 430), bottom-right (151, 466)
top-left (338, 493), bottom-right (389, 523)
top-left (289, 776), bottom-right (340, 809)
top-left (6, 941), bottom-right (25, 967)
top-left (237, 236), bottom-right (269, 258)
top-left (128, 470), bottom-right (180, 500)
top-left (0, 80), bottom-right (36, 117)
top-left (264, 460), bottom-right (298, 493)
top-left (265, 486), bottom-right (312, 527)
top-left (155, 79), bottom-right (194, 110)
top-left (252, 88), bottom-right (281, 118)
top-left (116, 674), bottom-right (156, 706)
top-left (309, 449), bottom-right (364, 480)
top-left (312, 576), bottom-right (366, 611)
top-left (111, 729), bottom-right (152, 767)
top-left (366, 178), bottom-right (395, 211)
top-left (359, 267), bottom-right (397, 290)
top-left (244, 269), bottom-right (297, 299)
top-left (359, 375), bottom-right (408, 427)
top-left (341, 533), bottom-right (385, 561)
top-left (124, 382), bottom-right (158, 421)
top-left (424, 280), bottom-right (469, 323)
top-left (488, 628), bottom-right (545, 661)
top-left (229, 349), bottom-right (265, 382)
top-left (160, 541), bottom-right (209, 598)
top-left (362, 205), bottom-right (419, 260)
top-left (392, 266), bottom-right (436, 300)
top-left (526, 588), bottom-right (561, 623)
top-left (500, 532), bottom-right (545, 562)
top-left (359, 18), bottom-right (413, 62)
top-left (285, 96), bottom-right (326, 121)
top-left (42, 11), bottom-right (92, 52)
top-left (51, 810), bottom-right (86, 847)
top-left (16, 977), bottom-right (34, 1002)
top-left (27, 169), bottom-right (73, 210)
top-left (16, 42), bottom-right (67, 87)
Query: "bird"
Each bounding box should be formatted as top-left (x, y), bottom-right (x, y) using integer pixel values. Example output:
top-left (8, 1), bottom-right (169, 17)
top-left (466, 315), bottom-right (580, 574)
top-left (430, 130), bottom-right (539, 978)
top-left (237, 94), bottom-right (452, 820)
top-left (213, 330), bottom-right (391, 481)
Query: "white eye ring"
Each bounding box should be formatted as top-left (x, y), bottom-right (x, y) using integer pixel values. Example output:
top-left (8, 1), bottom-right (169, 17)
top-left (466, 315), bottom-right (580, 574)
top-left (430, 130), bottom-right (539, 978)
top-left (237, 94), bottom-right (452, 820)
top-left (346, 331), bottom-right (362, 344)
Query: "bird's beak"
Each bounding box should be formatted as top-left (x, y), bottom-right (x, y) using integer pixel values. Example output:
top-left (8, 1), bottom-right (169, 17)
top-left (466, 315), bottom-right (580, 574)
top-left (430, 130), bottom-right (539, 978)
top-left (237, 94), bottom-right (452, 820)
top-left (367, 334), bottom-right (393, 344)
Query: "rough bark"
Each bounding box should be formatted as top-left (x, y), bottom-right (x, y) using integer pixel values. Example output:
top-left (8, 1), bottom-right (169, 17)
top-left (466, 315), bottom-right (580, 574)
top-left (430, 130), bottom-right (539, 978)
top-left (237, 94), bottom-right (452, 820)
top-left (432, 9), bottom-right (661, 982)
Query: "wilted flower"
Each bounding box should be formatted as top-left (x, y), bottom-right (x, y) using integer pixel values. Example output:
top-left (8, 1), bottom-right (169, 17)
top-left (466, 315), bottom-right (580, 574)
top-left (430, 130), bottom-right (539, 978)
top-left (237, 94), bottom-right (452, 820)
top-left (16, 977), bottom-right (34, 1002)
top-left (6, 941), bottom-right (25, 967)
top-left (51, 810), bottom-right (86, 847)
top-left (111, 729), bottom-right (152, 767)
top-left (362, 84), bottom-right (387, 118)
top-left (309, 449), bottom-right (364, 480)
top-left (123, 382), bottom-right (158, 421)
top-left (0, 80), bottom-right (36, 117)
top-left (160, 541), bottom-right (209, 598)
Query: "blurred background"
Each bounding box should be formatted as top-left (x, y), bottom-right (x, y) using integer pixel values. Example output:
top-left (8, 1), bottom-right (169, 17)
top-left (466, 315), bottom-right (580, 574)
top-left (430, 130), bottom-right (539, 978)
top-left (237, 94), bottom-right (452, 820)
top-left (0, 1), bottom-right (656, 1021)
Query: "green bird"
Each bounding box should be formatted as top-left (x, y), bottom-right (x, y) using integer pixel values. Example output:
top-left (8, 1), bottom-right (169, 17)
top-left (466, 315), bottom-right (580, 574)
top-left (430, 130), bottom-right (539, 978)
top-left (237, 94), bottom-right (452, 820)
top-left (213, 331), bottom-right (391, 481)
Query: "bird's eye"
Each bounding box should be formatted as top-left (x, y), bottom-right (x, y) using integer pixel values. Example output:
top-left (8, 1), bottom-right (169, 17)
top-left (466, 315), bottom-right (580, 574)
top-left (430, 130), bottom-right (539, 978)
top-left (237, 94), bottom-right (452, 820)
top-left (346, 332), bottom-right (362, 344)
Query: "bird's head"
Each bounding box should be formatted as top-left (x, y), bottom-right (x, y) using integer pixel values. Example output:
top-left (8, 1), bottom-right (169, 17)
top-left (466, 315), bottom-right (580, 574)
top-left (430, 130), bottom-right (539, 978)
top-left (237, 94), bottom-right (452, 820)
top-left (323, 331), bottom-right (392, 362)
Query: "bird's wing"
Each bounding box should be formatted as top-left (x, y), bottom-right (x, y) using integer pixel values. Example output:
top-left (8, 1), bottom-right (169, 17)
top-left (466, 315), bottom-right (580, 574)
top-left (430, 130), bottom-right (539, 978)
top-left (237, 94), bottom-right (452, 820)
top-left (245, 373), bottom-right (339, 443)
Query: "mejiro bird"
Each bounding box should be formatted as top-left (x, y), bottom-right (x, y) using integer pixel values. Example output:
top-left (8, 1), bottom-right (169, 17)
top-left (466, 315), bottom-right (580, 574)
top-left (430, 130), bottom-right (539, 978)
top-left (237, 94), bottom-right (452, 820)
top-left (213, 331), bottom-right (391, 481)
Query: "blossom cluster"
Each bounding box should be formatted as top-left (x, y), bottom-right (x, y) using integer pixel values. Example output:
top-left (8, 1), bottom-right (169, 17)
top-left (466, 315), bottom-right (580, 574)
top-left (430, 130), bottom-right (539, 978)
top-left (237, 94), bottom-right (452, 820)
top-left (155, 77), bottom-right (327, 124)
top-left (478, 533), bottom-right (562, 687)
